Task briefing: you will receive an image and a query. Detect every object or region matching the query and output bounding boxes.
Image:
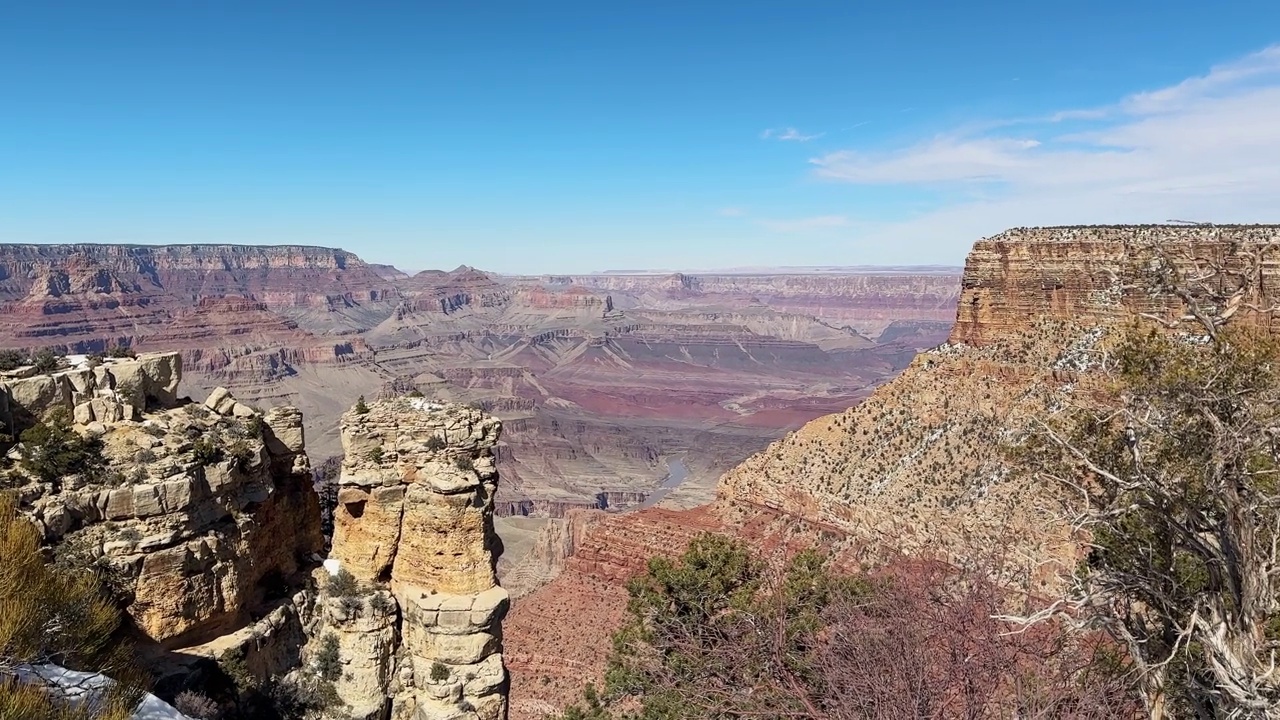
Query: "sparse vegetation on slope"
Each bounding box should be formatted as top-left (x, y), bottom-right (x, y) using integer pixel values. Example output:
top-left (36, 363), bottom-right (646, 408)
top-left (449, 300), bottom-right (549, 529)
top-left (557, 533), bottom-right (1135, 720)
top-left (13, 407), bottom-right (106, 490)
top-left (1027, 317), bottom-right (1280, 716)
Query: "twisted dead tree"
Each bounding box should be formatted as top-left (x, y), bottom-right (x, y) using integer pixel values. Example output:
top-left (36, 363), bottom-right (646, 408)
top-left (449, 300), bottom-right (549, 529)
top-left (1025, 235), bottom-right (1280, 719)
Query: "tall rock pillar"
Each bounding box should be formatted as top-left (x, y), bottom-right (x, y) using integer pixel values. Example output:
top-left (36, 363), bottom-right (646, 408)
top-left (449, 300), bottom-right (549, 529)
top-left (327, 398), bottom-right (507, 720)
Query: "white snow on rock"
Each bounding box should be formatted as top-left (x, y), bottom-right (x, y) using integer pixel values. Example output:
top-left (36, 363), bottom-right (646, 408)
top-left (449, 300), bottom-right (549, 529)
top-left (408, 397), bottom-right (445, 412)
top-left (15, 664), bottom-right (193, 720)
top-left (323, 557), bottom-right (342, 576)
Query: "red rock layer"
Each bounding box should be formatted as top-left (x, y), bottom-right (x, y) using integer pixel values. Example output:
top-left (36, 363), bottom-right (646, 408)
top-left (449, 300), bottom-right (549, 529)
top-left (503, 225), bottom-right (1280, 718)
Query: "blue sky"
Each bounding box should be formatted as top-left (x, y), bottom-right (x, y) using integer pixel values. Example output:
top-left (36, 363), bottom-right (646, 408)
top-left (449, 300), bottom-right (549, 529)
top-left (2, 2), bottom-right (1279, 273)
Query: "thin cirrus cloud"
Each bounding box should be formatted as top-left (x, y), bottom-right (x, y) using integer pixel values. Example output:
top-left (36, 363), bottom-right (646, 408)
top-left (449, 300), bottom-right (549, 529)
top-left (761, 127), bottom-right (824, 142)
top-left (717, 207), bottom-right (748, 217)
top-left (805, 45), bottom-right (1280, 262)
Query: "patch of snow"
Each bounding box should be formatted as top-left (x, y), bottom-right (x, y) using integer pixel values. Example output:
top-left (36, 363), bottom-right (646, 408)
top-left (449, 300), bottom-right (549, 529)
top-left (1052, 327), bottom-right (1105, 371)
top-left (323, 558), bottom-right (342, 576)
top-left (15, 664), bottom-right (193, 720)
top-left (408, 397), bottom-right (446, 412)
top-left (1174, 332), bottom-right (1213, 345)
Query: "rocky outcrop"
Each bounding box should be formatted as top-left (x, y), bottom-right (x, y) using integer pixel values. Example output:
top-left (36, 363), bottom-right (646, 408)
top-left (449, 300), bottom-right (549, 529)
top-left (0, 352), bottom-right (183, 433)
top-left (314, 398), bottom-right (507, 720)
top-left (1, 360), bottom-right (323, 650)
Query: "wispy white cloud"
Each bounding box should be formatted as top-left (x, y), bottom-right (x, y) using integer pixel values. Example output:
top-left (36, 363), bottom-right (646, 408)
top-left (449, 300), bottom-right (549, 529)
top-left (758, 215), bottom-right (849, 232)
top-left (761, 127), bottom-right (824, 142)
top-left (804, 45), bottom-right (1280, 261)
top-left (718, 206), bottom-right (747, 217)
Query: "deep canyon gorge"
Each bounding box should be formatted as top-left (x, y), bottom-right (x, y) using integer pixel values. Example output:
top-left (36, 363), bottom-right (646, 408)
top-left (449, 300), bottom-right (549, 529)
top-left (0, 245), bottom-right (961, 592)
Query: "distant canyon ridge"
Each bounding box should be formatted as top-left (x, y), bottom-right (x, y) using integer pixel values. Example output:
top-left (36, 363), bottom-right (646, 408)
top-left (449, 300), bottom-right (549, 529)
top-left (0, 243), bottom-right (960, 580)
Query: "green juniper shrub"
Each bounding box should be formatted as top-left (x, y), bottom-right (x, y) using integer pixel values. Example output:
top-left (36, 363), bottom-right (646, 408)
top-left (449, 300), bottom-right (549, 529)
top-left (555, 533), bottom-right (1136, 720)
top-left (18, 407), bottom-right (106, 490)
top-left (0, 349), bottom-right (27, 371)
top-left (315, 634), bottom-right (341, 682)
top-left (218, 647), bottom-right (258, 693)
top-left (227, 440), bottom-right (255, 470)
top-left (338, 595), bottom-right (363, 618)
top-left (327, 568), bottom-right (361, 598)
top-left (369, 591), bottom-right (395, 615)
top-left (192, 437), bottom-right (223, 466)
top-left (30, 348), bottom-right (61, 373)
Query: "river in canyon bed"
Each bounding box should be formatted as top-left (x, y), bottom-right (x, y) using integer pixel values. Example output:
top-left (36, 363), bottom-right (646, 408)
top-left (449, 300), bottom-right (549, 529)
top-left (636, 457), bottom-right (689, 510)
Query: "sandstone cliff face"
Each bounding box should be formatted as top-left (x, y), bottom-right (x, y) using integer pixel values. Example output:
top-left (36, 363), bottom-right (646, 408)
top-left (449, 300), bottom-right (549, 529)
top-left (503, 225), bottom-right (1280, 718)
top-left (949, 225), bottom-right (1280, 346)
top-left (0, 355), bottom-right (323, 651)
top-left (315, 398), bottom-right (508, 720)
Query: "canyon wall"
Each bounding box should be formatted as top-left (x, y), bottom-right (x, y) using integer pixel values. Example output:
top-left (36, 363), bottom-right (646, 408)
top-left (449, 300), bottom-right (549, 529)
top-left (503, 224), bottom-right (1280, 718)
top-left (0, 243), bottom-right (962, 595)
top-left (540, 270), bottom-right (961, 335)
top-left (0, 243), bottom-right (394, 397)
top-left (315, 397), bottom-right (508, 720)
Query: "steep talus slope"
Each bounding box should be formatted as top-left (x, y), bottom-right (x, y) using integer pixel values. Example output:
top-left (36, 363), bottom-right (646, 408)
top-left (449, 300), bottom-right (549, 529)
top-left (504, 224), bottom-right (1280, 719)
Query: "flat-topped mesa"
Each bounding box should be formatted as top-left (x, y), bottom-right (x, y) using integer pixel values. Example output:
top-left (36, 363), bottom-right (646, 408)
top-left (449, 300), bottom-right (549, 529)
top-left (951, 224), bottom-right (1280, 346)
top-left (324, 398), bottom-right (507, 720)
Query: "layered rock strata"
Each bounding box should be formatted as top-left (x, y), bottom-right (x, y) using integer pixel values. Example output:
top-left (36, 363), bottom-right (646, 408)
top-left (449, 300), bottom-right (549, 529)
top-left (0, 355), bottom-right (323, 650)
top-left (0, 352), bottom-right (183, 434)
top-left (317, 398), bottom-right (507, 720)
top-left (503, 224), bottom-right (1280, 718)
